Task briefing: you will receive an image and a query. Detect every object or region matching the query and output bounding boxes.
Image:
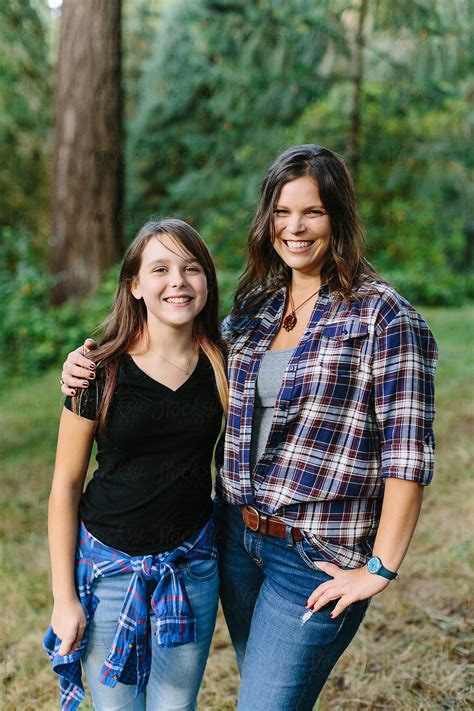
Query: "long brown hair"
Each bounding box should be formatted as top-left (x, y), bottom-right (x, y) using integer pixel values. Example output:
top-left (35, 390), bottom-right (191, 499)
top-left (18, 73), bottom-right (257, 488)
top-left (233, 144), bottom-right (382, 318)
top-left (75, 218), bottom-right (228, 432)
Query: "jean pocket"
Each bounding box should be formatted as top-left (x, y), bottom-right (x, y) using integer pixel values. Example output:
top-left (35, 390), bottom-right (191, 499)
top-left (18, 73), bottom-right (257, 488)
top-left (295, 538), bottom-right (329, 573)
top-left (183, 556), bottom-right (218, 581)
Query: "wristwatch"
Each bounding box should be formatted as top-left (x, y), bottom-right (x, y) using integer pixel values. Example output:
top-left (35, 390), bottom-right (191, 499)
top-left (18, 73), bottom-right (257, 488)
top-left (366, 556), bottom-right (398, 580)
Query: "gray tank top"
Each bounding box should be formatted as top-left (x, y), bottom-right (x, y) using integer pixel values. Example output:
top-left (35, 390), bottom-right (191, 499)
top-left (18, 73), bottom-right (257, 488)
top-left (250, 348), bottom-right (294, 472)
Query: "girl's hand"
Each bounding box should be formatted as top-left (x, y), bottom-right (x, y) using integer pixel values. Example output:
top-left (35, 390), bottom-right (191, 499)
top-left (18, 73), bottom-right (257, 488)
top-left (51, 598), bottom-right (87, 656)
top-left (307, 562), bottom-right (391, 619)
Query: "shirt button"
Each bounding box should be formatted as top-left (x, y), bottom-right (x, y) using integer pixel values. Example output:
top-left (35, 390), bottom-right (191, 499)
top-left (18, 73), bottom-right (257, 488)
top-left (129, 643), bottom-right (135, 648)
top-left (113, 675), bottom-right (118, 681)
top-left (288, 365), bottom-right (295, 372)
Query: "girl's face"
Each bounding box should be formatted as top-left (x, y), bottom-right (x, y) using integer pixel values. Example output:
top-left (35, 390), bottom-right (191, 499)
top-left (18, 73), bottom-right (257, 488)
top-left (272, 177), bottom-right (331, 278)
top-left (131, 234), bottom-right (208, 331)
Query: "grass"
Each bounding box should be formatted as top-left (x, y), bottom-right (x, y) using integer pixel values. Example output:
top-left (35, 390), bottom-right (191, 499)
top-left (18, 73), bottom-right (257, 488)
top-left (1, 305), bottom-right (473, 710)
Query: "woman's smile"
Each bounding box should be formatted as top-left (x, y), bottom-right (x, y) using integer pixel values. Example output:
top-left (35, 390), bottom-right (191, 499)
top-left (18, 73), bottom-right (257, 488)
top-left (272, 176), bottom-right (331, 276)
top-left (282, 239), bottom-right (315, 254)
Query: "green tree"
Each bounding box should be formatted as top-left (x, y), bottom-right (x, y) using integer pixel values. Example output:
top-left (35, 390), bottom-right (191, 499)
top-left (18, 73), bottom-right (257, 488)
top-left (0, 0), bottom-right (51, 239)
top-left (123, 0), bottom-right (164, 119)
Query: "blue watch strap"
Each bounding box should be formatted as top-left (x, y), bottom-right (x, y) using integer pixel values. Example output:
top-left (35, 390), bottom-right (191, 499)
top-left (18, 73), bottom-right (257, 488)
top-left (367, 556), bottom-right (398, 580)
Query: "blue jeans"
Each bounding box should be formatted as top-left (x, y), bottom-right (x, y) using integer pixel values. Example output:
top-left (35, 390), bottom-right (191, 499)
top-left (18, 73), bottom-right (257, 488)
top-left (82, 557), bottom-right (219, 710)
top-left (215, 500), bottom-right (369, 711)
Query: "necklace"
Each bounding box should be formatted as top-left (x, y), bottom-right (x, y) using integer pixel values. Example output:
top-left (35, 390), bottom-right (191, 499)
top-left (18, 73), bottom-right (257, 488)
top-left (149, 347), bottom-right (197, 374)
top-left (282, 288), bottom-right (322, 332)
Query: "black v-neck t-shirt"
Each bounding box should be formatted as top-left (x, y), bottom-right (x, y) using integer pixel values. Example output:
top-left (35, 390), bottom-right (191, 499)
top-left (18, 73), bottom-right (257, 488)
top-left (65, 353), bottom-right (223, 555)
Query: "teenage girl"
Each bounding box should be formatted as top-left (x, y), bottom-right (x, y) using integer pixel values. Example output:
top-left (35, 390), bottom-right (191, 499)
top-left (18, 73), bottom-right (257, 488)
top-left (45, 219), bottom-right (227, 711)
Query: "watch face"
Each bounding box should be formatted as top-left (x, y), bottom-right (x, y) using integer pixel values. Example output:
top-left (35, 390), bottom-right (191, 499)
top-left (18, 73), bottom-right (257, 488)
top-left (367, 557), bottom-right (382, 574)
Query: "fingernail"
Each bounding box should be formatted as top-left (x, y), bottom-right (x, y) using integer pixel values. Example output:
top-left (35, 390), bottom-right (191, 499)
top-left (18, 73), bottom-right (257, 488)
top-left (82, 381), bottom-right (89, 387)
top-left (70, 390), bottom-right (76, 396)
top-left (89, 363), bottom-right (96, 370)
top-left (89, 372), bottom-right (95, 379)
top-left (330, 612), bottom-right (335, 618)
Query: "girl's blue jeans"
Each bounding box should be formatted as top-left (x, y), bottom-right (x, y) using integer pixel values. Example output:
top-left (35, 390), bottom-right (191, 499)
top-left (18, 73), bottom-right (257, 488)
top-left (215, 498), bottom-right (370, 711)
top-left (82, 556), bottom-right (219, 710)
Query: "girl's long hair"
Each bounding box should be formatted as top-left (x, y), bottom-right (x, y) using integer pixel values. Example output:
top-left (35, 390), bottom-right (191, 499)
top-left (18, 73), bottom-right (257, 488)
top-left (74, 218), bottom-right (228, 432)
top-left (233, 144), bottom-right (383, 318)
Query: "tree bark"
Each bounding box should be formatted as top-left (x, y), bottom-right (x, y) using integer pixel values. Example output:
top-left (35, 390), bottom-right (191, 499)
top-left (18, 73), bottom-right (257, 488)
top-left (50, 0), bottom-right (123, 304)
top-left (348, 0), bottom-right (368, 185)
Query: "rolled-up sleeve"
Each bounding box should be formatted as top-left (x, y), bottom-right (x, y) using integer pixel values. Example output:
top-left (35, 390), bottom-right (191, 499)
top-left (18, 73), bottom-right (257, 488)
top-left (372, 307), bottom-right (438, 485)
top-left (220, 314), bottom-right (232, 342)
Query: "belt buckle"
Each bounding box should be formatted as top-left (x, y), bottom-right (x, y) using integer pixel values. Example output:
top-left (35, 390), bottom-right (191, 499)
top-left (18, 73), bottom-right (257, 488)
top-left (245, 505), bottom-right (260, 531)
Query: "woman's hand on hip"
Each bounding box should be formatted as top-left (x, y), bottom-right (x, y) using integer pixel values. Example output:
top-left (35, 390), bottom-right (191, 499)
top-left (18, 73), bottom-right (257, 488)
top-left (61, 338), bottom-right (97, 396)
top-left (306, 562), bottom-right (390, 619)
top-left (51, 598), bottom-right (87, 656)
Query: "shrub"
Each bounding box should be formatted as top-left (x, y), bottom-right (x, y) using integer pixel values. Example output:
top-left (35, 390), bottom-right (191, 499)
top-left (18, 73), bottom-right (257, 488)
top-left (382, 267), bottom-right (473, 307)
top-left (0, 227), bottom-right (119, 380)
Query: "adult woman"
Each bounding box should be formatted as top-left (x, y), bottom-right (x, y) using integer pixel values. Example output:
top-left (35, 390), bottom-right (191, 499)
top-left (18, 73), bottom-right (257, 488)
top-left (62, 145), bottom-right (437, 709)
top-left (45, 219), bottom-right (226, 710)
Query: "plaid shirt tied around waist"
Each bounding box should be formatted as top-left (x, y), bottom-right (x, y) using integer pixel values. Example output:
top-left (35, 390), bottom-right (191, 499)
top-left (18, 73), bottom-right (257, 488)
top-left (217, 280), bottom-right (438, 568)
top-left (43, 518), bottom-right (216, 711)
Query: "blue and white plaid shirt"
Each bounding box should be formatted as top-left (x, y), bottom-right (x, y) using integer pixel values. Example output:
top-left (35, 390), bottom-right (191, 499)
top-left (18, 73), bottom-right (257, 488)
top-left (44, 518), bottom-right (216, 711)
top-left (217, 280), bottom-right (438, 567)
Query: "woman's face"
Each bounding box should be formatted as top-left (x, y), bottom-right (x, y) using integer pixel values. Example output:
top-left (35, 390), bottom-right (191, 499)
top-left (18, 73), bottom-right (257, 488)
top-left (131, 234), bottom-right (208, 331)
top-left (272, 177), bottom-right (331, 278)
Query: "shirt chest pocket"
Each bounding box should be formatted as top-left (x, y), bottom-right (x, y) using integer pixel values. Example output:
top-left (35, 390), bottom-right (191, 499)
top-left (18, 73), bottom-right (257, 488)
top-left (317, 320), bottom-right (369, 373)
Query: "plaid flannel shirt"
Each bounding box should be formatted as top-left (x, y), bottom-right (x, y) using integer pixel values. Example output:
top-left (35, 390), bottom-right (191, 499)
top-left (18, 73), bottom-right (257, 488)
top-left (43, 518), bottom-right (216, 711)
top-left (217, 280), bottom-right (438, 567)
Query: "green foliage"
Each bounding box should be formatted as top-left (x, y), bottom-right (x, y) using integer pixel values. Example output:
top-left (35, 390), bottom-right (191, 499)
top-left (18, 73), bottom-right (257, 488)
top-left (0, 0), bottom-right (51, 237)
top-left (0, 227), bottom-right (119, 379)
top-left (382, 268), bottom-right (473, 307)
top-left (1, 0), bottom-right (473, 378)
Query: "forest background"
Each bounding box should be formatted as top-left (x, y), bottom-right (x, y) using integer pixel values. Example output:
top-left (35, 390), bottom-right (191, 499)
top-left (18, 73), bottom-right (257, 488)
top-left (1, 0), bottom-right (473, 376)
top-left (1, 0), bottom-right (473, 709)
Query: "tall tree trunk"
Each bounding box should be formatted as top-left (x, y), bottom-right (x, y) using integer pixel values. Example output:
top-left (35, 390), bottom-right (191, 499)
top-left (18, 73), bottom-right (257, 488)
top-left (348, 0), bottom-right (368, 185)
top-left (50, 0), bottom-right (123, 304)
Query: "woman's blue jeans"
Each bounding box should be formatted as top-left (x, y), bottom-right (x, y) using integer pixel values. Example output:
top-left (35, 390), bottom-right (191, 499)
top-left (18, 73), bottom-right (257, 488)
top-left (82, 556), bottom-right (219, 710)
top-left (215, 499), bottom-right (369, 711)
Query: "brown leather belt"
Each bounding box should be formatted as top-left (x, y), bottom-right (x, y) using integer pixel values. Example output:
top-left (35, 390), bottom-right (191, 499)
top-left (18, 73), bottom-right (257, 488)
top-left (240, 505), bottom-right (304, 542)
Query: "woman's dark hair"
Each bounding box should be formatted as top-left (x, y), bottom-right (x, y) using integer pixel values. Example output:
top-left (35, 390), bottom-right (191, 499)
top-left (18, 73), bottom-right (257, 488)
top-left (233, 144), bottom-right (381, 317)
top-left (74, 218), bottom-right (228, 432)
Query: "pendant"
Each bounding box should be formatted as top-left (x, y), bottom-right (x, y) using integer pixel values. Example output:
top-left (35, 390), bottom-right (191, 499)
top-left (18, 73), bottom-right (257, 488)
top-left (282, 312), bottom-right (297, 332)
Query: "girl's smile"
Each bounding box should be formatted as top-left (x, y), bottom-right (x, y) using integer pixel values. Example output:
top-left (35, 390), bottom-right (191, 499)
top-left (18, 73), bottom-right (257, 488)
top-left (131, 234), bottom-right (208, 330)
top-left (163, 294), bottom-right (195, 306)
